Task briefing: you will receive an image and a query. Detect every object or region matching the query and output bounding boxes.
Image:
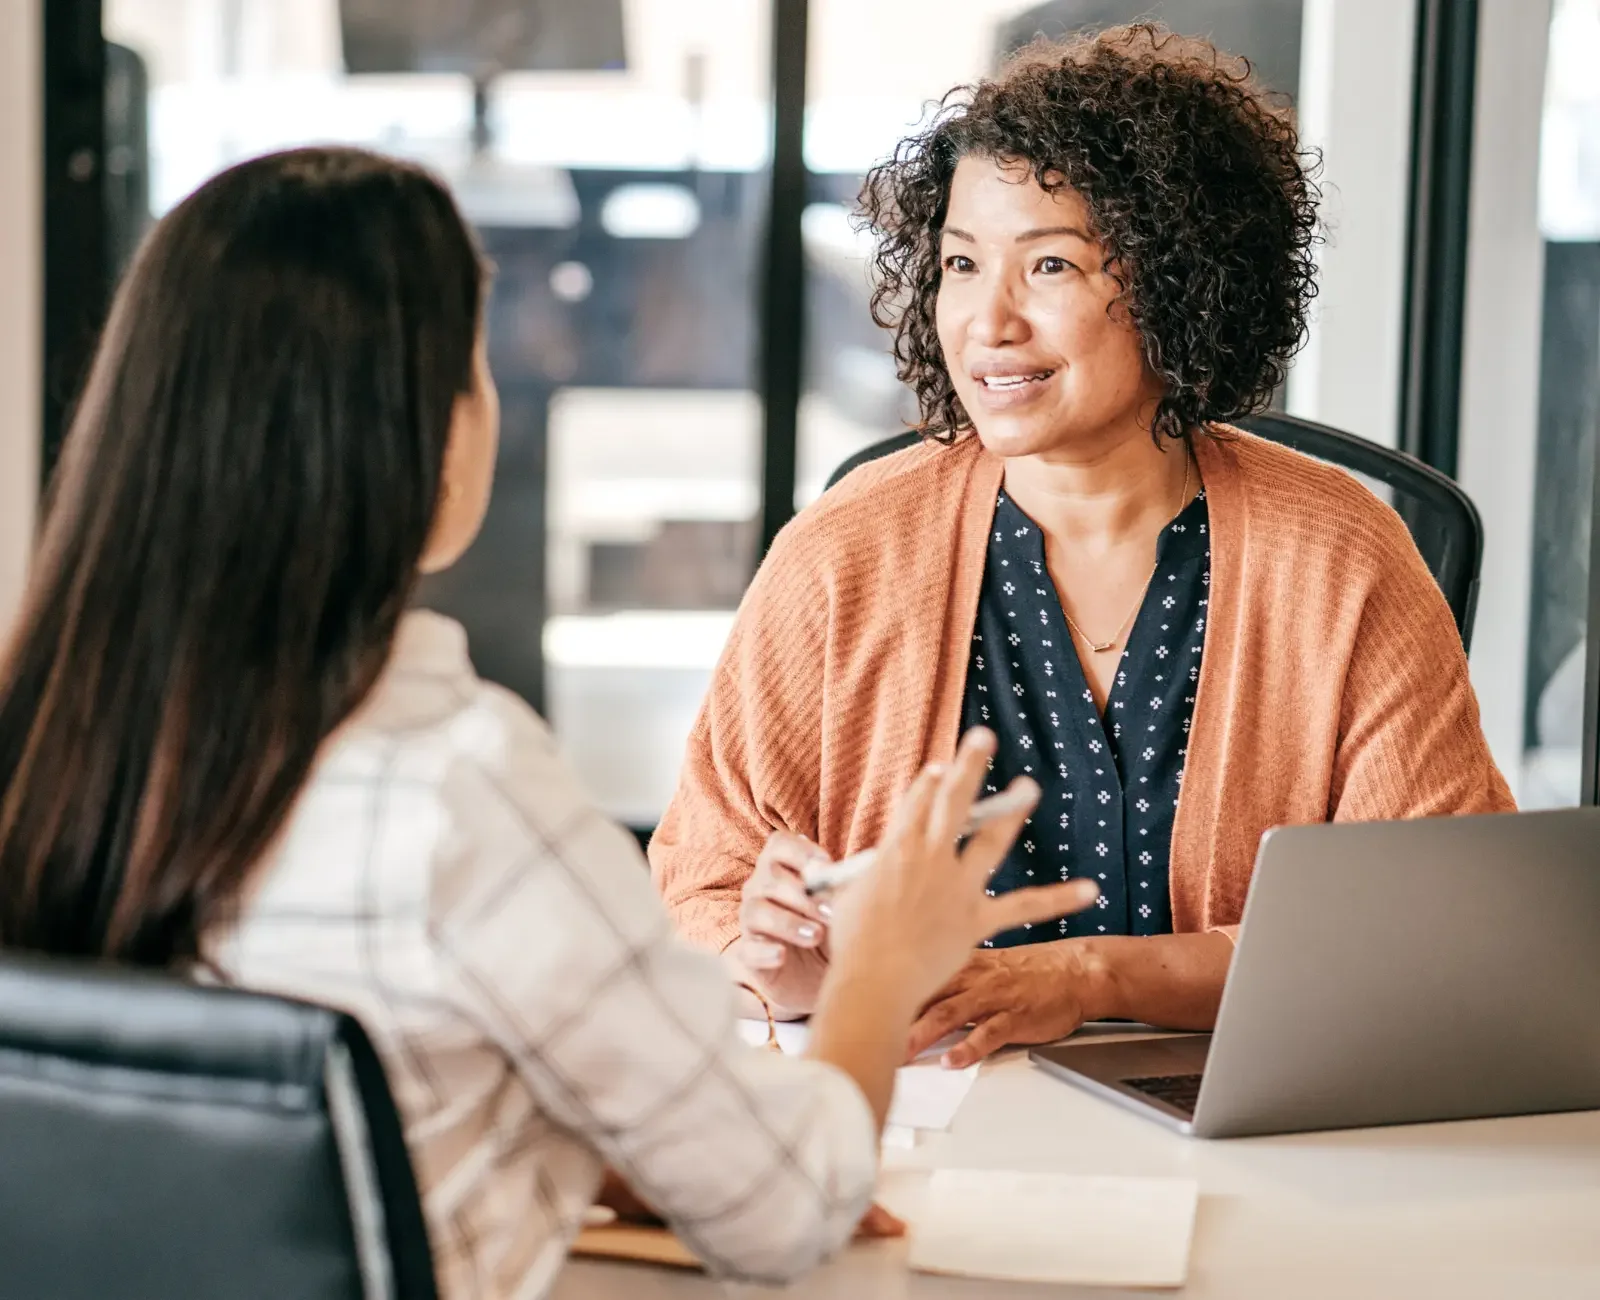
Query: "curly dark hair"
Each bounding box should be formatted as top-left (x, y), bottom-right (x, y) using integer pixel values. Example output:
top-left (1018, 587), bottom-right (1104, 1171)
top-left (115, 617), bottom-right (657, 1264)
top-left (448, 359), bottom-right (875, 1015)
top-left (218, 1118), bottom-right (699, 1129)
top-left (858, 22), bottom-right (1321, 444)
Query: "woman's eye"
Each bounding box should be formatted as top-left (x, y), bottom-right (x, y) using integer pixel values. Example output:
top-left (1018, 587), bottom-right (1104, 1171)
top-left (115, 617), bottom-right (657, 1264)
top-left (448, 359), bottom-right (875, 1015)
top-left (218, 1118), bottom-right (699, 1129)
top-left (942, 254), bottom-right (976, 273)
top-left (1037, 256), bottom-right (1074, 274)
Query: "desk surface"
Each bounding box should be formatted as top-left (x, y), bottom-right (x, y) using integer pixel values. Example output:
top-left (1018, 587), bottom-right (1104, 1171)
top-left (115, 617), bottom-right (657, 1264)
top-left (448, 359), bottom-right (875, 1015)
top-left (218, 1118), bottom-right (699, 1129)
top-left (551, 1029), bottom-right (1600, 1299)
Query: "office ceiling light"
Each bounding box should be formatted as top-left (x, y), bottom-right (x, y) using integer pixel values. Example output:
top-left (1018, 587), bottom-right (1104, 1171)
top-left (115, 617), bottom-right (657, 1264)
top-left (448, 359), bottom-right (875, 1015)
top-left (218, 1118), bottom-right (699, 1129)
top-left (549, 260), bottom-right (594, 302)
top-left (599, 183), bottom-right (701, 239)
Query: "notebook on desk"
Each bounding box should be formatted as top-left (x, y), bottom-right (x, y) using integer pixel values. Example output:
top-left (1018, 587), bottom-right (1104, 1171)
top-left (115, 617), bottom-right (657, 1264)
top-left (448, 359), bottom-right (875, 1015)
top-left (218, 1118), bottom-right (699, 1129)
top-left (572, 1220), bottom-right (701, 1271)
top-left (908, 1171), bottom-right (1199, 1288)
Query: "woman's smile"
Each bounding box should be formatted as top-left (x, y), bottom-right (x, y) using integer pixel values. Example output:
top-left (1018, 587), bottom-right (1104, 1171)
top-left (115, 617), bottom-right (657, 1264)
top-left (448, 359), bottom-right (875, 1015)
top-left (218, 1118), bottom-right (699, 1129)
top-left (971, 365), bottom-right (1061, 410)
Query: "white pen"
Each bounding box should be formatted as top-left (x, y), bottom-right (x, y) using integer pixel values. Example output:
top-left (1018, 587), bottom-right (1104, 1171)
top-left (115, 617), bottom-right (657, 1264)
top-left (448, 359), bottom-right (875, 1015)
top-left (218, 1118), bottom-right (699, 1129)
top-left (801, 785), bottom-right (1039, 896)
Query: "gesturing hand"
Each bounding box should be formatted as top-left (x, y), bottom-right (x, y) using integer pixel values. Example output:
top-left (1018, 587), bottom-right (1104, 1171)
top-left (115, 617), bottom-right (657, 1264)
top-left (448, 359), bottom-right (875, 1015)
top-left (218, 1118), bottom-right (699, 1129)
top-left (905, 942), bottom-right (1098, 1068)
top-left (823, 730), bottom-right (1100, 1017)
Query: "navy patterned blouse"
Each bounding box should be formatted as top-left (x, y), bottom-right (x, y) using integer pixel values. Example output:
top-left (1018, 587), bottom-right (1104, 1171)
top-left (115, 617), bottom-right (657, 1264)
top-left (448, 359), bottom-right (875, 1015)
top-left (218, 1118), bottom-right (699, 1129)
top-left (959, 486), bottom-right (1211, 948)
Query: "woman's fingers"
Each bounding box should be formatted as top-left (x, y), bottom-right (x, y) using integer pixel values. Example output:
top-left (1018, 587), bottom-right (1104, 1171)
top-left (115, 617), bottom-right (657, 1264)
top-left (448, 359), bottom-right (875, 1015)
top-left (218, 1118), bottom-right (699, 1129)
top-left (737, 936), bottom-right (786, 969)
top-left (958, 775), bottom-right (1039, 884)
top-left (881, 763), bottom-right (942, 851)
top-left (927, 728), bottom-right (998, 846)
top-left (596, 1169), bottom-right (662, 1225)
top-left (757, 832), bottom-right (830, 877)
top-left (853, 1203), bottom-right (907, 1240)
top-left (984, 879), bottom-right (1100, 936)
top-left (742, 836), bottom-right (829, 942)
top-left (759, 871), bottom-right (828, 927)
top-left (906, 989), bottom-right (984, 1061)
top-left (943, 1013), bottom-right (1016, 1069)
top-left (742, 899), bottom-right (826, 950)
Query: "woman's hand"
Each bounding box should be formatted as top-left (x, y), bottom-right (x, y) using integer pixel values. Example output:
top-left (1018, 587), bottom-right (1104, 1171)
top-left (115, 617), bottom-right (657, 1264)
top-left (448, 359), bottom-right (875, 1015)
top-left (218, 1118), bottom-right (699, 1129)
top-left (725, 832), bottom-right (834, 1018)
top-left (804, 728), bottom-right (1100, 1133)
top-left (825, 730), bottom-right (1101, 1023)
top-left (854, 1204), bottom-right (907, 1240)
top-left (905, 942), bottom-right (1104, 1068)
top-left (595, 1168), bottom-right (661, 1224)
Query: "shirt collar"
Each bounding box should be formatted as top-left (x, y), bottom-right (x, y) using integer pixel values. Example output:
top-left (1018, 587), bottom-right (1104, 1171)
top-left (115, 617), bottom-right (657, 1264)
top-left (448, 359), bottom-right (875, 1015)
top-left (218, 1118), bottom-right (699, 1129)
top-left (992, 486), bottom-right (1210, 567)
top-left (1156, 490), bottom-right (1210, 566)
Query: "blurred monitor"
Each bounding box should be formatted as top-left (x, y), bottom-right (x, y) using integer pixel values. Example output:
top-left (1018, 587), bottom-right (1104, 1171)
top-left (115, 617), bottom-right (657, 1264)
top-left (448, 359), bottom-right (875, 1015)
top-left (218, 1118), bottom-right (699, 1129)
top-left (339, 0), bottom-right (626, 77)
top-left (996, 0), bottom-right (1303, 101)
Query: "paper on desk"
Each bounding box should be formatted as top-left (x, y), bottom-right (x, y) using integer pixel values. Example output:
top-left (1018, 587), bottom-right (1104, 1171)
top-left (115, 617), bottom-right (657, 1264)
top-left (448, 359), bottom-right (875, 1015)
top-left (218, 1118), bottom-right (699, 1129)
top-left (886, 1056), bottom-right (981, 1131)
top-left (735, 1018), bottom-right (980, 1133)
top-left (908, 1170), bottom-right (1199, 1289)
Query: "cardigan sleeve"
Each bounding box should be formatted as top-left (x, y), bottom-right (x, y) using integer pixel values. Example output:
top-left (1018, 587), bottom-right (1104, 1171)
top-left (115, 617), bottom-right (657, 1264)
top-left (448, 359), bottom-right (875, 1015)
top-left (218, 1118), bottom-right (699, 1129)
top-left (1328, 518), bottom-right (1516, 824)
top-left (649, 523), bottom-right (833, 954)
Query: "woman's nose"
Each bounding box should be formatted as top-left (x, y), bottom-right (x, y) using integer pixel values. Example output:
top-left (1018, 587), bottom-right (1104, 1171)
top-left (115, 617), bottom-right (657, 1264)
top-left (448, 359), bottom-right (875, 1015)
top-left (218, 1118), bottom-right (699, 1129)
top-left (968, 280), bottom-right (1026, 348)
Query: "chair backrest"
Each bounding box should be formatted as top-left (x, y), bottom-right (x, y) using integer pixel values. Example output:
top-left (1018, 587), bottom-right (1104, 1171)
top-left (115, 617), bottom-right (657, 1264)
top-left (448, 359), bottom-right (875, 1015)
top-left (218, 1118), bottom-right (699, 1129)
top-left (0, 953), bottom-right (437, 1300)
top-left (824, 414), bottom-right (1483, 650)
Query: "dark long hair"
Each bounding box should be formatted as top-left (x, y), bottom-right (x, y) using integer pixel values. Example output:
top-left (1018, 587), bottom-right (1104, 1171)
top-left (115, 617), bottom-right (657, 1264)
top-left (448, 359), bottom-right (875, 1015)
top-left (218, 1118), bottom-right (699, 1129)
top-left (0, 146), bottom-right (484, 966)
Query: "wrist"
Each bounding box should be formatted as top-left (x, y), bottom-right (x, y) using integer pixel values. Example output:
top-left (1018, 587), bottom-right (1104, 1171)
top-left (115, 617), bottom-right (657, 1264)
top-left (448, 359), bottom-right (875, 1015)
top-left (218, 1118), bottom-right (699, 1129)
top-left (808, 954), bottom-right (925, 1132)
top-left (1071, 938), bottom-right (1122, 1022)
top-left (817, 951), bottom-right (925, 1030)
top-left (723, 939), bottom-right (817, 1020)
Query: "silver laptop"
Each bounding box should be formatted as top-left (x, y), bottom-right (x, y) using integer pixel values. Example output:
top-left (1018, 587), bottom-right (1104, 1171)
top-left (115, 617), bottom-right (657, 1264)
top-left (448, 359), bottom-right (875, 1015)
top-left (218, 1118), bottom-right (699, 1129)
top-left (1030, 809), bottom-right (1600, 1138)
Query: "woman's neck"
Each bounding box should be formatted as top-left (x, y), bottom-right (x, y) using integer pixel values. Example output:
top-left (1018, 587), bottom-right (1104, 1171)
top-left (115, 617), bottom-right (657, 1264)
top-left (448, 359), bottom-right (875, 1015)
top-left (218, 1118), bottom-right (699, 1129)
top-left (1001, 430), bottom-right (1191, 556)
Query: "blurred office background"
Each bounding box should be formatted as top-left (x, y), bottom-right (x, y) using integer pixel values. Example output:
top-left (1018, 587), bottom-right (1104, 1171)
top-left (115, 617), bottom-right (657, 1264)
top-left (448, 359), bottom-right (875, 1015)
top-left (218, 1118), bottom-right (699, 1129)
top-left (11, 0), bottom-right (1600, 832)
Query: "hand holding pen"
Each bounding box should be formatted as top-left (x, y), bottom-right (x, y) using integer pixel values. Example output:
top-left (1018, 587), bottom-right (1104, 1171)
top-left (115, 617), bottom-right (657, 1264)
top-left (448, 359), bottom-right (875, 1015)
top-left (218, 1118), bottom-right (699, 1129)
top-left (801, 782), bottom-right (1041, 896)
top-left (726, 729), bottom-right (1099, 1021)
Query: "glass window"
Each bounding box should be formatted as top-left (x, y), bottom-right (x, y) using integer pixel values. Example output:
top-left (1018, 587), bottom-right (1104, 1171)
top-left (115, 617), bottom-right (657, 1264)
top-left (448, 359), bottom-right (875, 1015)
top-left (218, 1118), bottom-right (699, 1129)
top-left (797, 0), bottom-right (1307, 507)
top-left (1521, 0), bottom-right (1600, 808)
top-left (102, 0), bottom-right (772, 828)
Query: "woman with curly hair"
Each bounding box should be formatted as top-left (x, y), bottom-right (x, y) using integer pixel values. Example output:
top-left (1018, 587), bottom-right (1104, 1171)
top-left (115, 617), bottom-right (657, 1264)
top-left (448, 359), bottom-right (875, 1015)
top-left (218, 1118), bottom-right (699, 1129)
top-left (652, 24), bottom-right (1512, 1065)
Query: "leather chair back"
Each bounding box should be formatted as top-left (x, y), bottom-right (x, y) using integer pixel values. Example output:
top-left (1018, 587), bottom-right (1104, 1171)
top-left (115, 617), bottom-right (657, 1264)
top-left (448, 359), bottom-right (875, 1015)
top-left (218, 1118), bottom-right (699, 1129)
top-left (0, 953), bottom-right (437, 1300)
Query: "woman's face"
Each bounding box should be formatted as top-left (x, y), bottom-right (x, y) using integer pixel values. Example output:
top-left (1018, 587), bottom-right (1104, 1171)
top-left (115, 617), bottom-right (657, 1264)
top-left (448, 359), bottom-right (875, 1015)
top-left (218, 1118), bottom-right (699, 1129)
top-left (421, 331), bottom-right (500, 574)
top-left (935, 155), bottom-right (1162, 459)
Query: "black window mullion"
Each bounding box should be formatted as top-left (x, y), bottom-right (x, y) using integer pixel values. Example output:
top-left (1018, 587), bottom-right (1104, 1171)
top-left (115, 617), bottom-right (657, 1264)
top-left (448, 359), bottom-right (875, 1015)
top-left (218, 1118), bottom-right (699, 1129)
top-left (42, 0), bottom-right (108, 489)
top-left (1397, 0), bottom-right (1479, 478)
top-left (755, 0), bottom-right (809, 562)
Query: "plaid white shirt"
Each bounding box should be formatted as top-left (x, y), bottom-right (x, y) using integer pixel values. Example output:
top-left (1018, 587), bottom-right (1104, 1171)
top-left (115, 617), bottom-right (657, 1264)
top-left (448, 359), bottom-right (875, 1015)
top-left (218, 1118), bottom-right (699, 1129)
top-left (209, 611), bottom-right (876, 1299)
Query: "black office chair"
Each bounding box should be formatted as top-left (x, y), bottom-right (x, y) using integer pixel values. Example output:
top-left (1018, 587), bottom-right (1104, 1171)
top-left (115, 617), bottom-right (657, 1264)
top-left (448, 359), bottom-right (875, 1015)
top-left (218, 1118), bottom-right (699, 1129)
top-left (824, 413), bottom-right (1484, 651)
top-left (0, 953), bottom-right (437, 1300)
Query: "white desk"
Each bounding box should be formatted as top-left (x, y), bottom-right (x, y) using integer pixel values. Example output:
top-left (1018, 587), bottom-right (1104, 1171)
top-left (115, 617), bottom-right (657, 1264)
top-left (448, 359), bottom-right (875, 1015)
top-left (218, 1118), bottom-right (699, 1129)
top-left (551, 1030), bottom-right (1600, 1299)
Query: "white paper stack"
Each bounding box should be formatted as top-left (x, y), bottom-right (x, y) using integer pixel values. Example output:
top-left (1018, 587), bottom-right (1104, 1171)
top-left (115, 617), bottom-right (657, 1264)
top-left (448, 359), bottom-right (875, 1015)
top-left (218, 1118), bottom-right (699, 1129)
top-left (908, 1170), bottom-right (1200, 1289)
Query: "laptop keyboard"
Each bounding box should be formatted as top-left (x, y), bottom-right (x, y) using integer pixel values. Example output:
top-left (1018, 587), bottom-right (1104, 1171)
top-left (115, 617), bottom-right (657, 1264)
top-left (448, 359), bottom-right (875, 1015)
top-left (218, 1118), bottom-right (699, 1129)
top-left (1123, 1073), bottom-right (1203, 1115)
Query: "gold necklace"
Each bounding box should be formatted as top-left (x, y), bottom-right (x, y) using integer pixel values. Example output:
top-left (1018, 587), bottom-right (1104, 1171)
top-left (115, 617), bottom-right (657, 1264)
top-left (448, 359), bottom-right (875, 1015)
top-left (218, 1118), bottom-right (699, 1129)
top-left (1061, 450), bottom-right (1192, 655)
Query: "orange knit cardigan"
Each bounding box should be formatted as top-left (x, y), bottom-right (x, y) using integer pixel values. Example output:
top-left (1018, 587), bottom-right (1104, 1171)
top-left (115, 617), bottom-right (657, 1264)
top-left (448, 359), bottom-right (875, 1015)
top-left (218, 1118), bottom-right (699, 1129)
top-left (650, 430), bottom-right (1515, 952)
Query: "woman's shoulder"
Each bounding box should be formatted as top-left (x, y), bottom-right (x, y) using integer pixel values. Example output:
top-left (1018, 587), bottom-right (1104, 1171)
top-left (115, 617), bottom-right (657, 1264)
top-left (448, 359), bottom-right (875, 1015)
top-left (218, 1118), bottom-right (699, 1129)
top-left (337, 615), bottom-right (642, 862)
top-left (332, 612), bottom-right (564, 791)
top-left (748, 432), bottom-right (985, 617)
top-left (1205, 426), bottom-right (1427, 581)
top-left (762, 434), bottom-right (981, 586)
top-left (702, 434), bottom-right (985, 699)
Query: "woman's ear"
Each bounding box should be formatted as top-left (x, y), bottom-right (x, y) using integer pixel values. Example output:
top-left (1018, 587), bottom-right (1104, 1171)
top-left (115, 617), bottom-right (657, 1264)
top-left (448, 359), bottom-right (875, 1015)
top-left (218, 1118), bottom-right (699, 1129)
top-left (420, 339), bottom-right (499, 574)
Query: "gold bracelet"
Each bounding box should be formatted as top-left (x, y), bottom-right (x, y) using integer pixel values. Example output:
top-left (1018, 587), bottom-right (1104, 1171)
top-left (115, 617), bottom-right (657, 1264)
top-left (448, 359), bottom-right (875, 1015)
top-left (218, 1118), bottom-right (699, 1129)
top-left (736, 982), bottom-right (782, 1053)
